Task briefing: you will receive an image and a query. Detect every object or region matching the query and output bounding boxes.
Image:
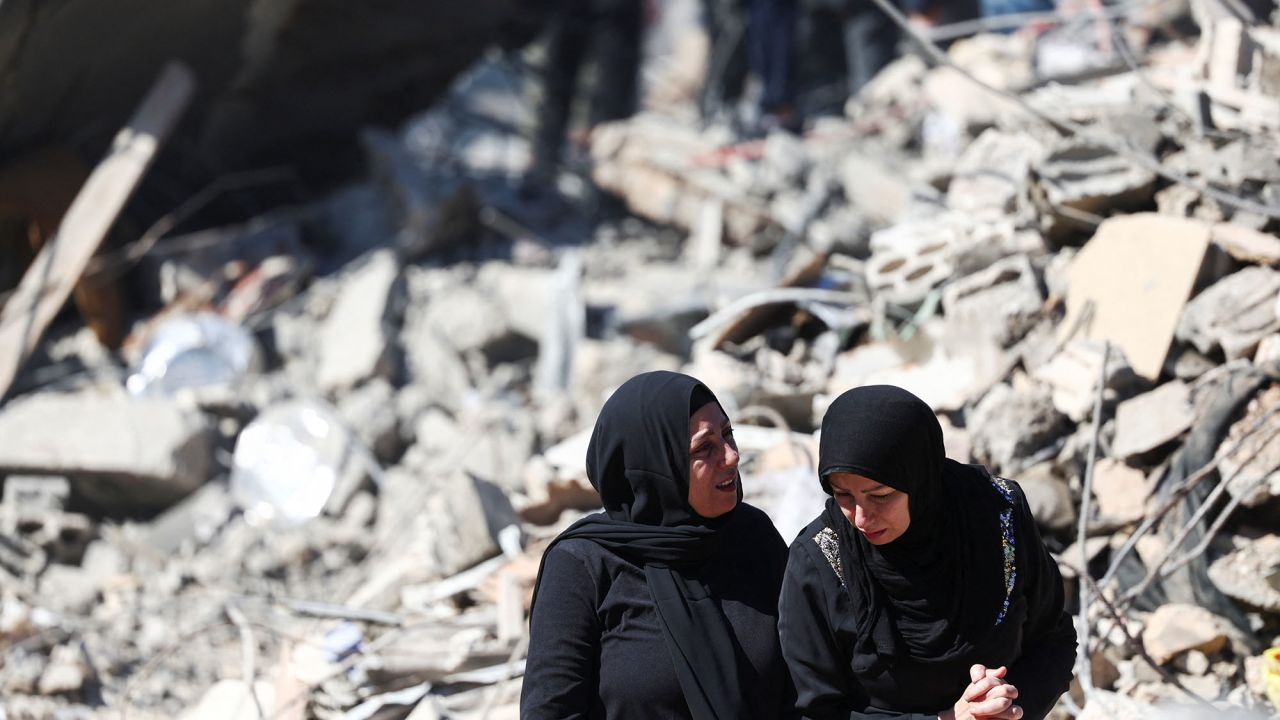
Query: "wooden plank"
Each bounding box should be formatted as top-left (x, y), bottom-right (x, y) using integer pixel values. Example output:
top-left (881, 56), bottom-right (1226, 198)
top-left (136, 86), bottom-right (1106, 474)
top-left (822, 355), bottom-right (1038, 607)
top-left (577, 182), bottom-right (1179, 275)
top-left (0, 62), bottom-right (195, 400)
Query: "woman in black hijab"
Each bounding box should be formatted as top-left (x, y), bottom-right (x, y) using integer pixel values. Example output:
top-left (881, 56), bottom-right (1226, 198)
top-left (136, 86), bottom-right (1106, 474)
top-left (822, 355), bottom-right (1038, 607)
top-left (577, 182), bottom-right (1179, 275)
top-left (521, 371), bottom-right (795, 720)
top-left (779, 385), bottom-right (1076, 720)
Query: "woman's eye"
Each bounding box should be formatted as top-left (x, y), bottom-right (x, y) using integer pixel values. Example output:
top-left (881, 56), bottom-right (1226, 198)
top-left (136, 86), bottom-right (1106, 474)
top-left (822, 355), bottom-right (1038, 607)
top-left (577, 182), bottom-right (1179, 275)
top-left (870, 493), bottom-right (893, 502)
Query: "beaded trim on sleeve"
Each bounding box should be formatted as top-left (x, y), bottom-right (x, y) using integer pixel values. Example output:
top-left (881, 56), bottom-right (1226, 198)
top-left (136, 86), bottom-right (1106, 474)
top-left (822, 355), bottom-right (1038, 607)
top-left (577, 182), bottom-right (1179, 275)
top-left (989, 475), bottom-right (1017, 626)
top-left (813, 527), bottom-right (846, 587)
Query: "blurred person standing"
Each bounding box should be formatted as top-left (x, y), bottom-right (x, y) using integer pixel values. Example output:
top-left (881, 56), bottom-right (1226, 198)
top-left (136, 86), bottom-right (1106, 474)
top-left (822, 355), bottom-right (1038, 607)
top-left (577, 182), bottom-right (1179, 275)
top-left (522, 0), bottom-right (644, 198)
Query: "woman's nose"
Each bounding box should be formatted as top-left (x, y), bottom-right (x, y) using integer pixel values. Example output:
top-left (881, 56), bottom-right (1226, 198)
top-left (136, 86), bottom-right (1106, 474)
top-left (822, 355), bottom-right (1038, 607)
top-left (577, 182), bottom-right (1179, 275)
top-left (721, 443), bottom-right (739, 470)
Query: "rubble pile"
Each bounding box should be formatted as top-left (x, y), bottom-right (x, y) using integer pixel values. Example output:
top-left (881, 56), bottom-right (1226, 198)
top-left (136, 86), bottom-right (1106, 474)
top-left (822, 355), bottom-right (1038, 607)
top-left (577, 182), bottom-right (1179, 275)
top-left (3, 4), bottom-right (1280, 720)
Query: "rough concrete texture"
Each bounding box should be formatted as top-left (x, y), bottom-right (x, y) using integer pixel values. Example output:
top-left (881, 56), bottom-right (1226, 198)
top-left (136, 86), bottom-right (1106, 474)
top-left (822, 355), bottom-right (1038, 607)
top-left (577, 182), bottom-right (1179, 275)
top-left (1176, 265), bottom-right (1280, 360)
top-left (0, 391), bottom-right (213, 513)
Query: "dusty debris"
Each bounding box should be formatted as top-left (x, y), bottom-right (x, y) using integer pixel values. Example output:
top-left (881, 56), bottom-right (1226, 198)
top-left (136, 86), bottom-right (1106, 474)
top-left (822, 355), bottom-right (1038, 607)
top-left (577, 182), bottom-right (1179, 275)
top-left (315, 249), bottom-right (402, 393)
top-left (1061, 214), bottom-right (1212, 382)
top-left (1215, 383), bottom-right (1280, 507)
top-left (1142, 603), bottom-right (1237, 665)
top-left (0, 390), bottom-right (214, 514)
top-left (1111, 381), bottom-right (1197, 461)
top-left (1208, 534), bottom-right (1280, 612)
top-left (1176, 265), bottom-right (1280, 361)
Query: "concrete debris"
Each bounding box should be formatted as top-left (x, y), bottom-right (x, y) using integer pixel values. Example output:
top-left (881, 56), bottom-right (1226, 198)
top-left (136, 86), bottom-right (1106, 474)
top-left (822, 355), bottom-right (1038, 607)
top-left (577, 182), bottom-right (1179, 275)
top-left (0, 391), bottom-right (214, 514)
top-left (1031, 340), bottom-right (1143, 422)
top-left (315, 249), bottom-right (402, 393)
top-left (1176, 266), bottom-right (1280, 361)
top-left (1215, 383), bottom-right (1280, 507)
top-left (1142, 603), bottom-right (1236, 665)
top-left (867, 211), bottom-right (1042, 306)
top-left (1017, 463), bottom-right (1076, 534)
top-left (968, 381), bottom-right (1071, 476)
top-left (1062, 214), bottom-right (1212, 382)
top-left (1208, 534), bottom-right (1280, 612)
top-left (1111, 381), bottom-right (1197, 461)
top-left (1091, 459), bottom-right (1154, 525)
top-left (7, 11), bottom-right (1280, 718)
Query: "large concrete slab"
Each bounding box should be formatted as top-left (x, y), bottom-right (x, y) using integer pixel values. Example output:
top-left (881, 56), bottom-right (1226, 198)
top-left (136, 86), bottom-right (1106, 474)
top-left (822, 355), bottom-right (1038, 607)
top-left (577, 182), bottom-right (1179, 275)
top-left (0, 390), bottom-right (214, 513)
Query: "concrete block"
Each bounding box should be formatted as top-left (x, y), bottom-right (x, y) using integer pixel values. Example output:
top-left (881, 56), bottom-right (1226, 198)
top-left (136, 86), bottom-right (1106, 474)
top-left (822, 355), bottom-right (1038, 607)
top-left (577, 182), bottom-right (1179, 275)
top-left (1111, 381), bottom-right (1196, 461)
top-left (0, 391), bottom-right (214, 514)
top-left (1177, 265), bottom-right (1280, 361)
top-left (316, 249), bottom-right (401, 393)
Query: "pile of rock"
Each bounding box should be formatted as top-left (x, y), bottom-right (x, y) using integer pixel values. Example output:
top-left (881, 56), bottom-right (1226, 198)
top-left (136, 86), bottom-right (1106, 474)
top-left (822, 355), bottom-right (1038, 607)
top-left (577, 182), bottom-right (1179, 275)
top-left (2, 3), bottom-right (1280, 719)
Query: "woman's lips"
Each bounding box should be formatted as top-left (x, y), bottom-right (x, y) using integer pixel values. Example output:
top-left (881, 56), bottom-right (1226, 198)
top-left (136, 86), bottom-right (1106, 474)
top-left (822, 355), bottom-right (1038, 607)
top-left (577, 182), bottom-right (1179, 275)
top-left (715, 477), bottom-right (737, 491)
top-left (861, 528), bottom-right (886, 540)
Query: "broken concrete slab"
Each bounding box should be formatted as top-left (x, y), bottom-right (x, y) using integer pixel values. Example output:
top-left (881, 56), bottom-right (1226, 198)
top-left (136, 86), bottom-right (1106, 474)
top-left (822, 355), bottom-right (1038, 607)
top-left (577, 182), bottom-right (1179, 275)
top-left (1208, 534), bottom-right (1280, 612)
top-left (1216, 383), bottom-right (1280, 507)
top-left (947, 129), bottom-right (1045, 216)
top-left (1016, 463), bottom-right (1076, 533)
top-left (1111, 381), bottom-right (1196, 461)
top-left (867, 211), bottom-right (1043, 306)
top-left (1031, 340), bottom-right (1143, 422)
top-left (1091, 459), bottom-right (1154, 525)
top-left (1062, 214), bottom-right (1212, 381)
top-left (1254, 334), bottom-right (1280, 366)
top-left (1037, 142), bottom-right (1157, 236)
top-left (940, 254), bottom-right (1043, 349)
top-left (336, 378), bottom-right (402, 464)
top-left (180, 679), bottom-right (276, 720)
top-left (1211, 223), bottom-right (1280, 265)
top-left (315, 249), bottom-right (402, 393)
top-left (968, 381), bottom-right (1071, 476)
top-left (375, 466), bottom-right (519, 587)
top-left (421, 282), bottom-right (535, 363)
top-left (1142, 603), bottom-right (1235, 665)
top-left (0, 390), bottom-right (214, 514)
top-left (1176, 265), bottom-right (1280, 361)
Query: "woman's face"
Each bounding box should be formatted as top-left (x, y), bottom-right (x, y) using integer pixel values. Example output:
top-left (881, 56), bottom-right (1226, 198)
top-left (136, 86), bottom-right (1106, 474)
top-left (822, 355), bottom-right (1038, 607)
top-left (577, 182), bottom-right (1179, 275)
top-left (687, 401), bottom-right (740, 518)
top-left (828, 472), bottom-right (910, 545)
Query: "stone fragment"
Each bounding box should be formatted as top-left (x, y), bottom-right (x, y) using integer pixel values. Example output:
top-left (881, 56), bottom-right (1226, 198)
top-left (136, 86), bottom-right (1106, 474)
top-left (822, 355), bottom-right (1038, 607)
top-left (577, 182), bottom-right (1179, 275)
top-left (1016, 463), bottom-right (1076, 533)
top-left (1216, 383), bottom-right (1280, 507)
top-left (1211, 223), bottom-right (1280, 265)
top-left (1177, 265), bottom-right (1280, 360)
top-left (1111, 381), bottom-right (1196, 460)
top-left (315, 249), bottom-right (401, 393)
top-left (841, 154), bottom-right (913, 226)
top-left (1091, 459), bottom-right (1153, 524)
top-left (37, 643), bottom-right (90, 696)
top-left (1077, 690), bottom-right (1154, 720)
top-left (1037, 143), bottom-right (1156, 231)
top-left (1031, 341), bottom-right (1142, 422)
top-left (946, 129), bottom-right (1045, 215)
top-left (337, 378), bottom-right (401, 463)
top-left (0, 391), bottom-right (214, 514)
top-left (1255, 334), bottom-right (1280, 366)
top-left (867, 211), bottom-right (1042, 306)
top-left (180, 679), bottom-right (277, 720)
top-left (941, 255), bottom-right (1043, 348)
top-left (376, 466), bottom-right (518, 582)
top-left (422, 283), bottom-right (534, 362)
top-left (1142, 603), bottom-right (1234, 665)
top-left (1062, 214), bottom-right (1211, 381)
top-left (1208, 535), bottom-right (1280, 612)
top-left (968, 382), bottom-right (1071, 476)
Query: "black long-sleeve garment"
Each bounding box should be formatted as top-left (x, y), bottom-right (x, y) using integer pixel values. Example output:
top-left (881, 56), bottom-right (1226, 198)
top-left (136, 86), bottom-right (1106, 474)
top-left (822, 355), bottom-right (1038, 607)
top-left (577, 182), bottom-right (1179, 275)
top-left (778, 483), bottom-right (1076, 720)
top-left (523, 504), bottom-right (795, 720)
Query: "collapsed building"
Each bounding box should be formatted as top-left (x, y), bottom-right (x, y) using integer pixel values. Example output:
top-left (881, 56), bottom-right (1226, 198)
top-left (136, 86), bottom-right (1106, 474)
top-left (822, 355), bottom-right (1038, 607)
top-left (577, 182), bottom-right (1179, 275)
top-left (1, 0), bottom-right (1280, 718)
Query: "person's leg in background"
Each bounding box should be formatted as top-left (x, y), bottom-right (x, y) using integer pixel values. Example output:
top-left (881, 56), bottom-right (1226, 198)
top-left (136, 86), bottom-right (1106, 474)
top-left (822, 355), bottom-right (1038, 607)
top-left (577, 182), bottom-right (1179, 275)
top-left (525, 0), bottom-right (593, 194)
top-left (842, 0), bottom-right (901, 96)
top-left (749, 0), bottom-right (800, 131)
top-left (587, 0), bottom-right (644, 130)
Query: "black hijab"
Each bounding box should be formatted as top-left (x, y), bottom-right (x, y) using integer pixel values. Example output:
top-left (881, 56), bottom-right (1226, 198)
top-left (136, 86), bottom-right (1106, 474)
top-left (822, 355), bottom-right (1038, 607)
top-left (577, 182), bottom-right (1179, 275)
top-left (818, 385), bottom-right (1012, 674)
top-left (530, 371), bottom-right (751, 720)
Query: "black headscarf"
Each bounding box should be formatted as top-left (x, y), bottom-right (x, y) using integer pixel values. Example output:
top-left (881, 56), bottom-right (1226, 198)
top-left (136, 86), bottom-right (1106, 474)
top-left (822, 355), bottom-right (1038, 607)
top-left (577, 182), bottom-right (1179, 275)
top-left (530, 371), bottom-right (751, 720)
top-left (818, 385), bottom-right (1011, 674)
